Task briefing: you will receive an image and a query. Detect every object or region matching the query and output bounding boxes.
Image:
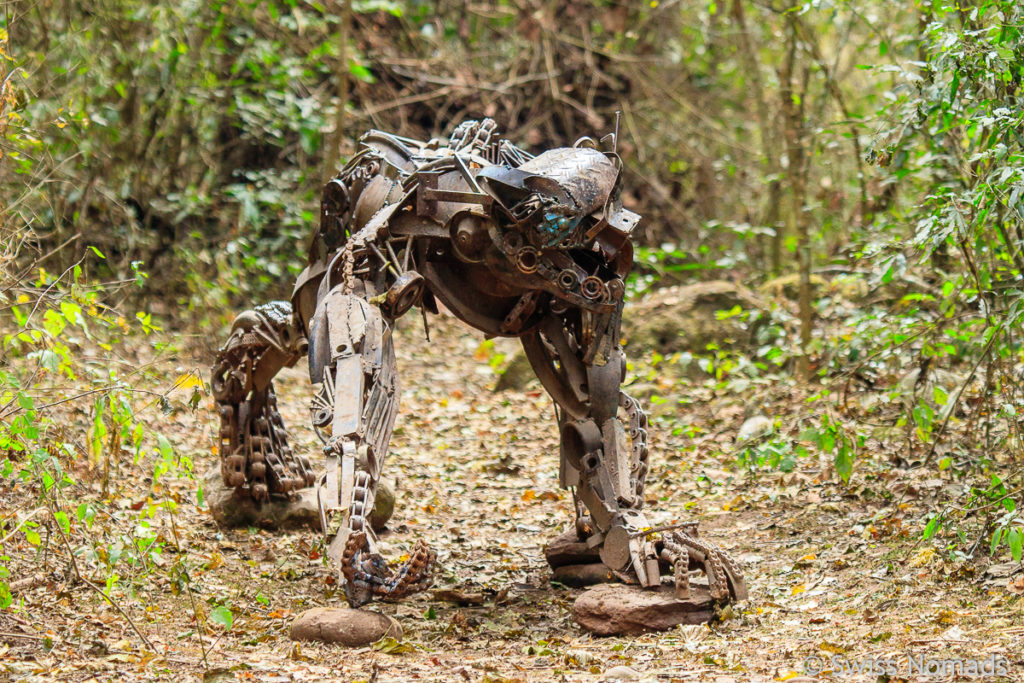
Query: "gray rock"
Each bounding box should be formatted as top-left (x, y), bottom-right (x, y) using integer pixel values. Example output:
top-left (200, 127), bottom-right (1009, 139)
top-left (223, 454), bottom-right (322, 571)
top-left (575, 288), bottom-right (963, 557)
top-left (623, 281), bottom-right (767, 355)
top-left (573, 583), bottom-right (715, 635)
top-left (203, 466), bottom-right (395, 532)
top-left (494, 349), bottom-right (537, 392)
top-left (289, 607), bottom-right (402, 646)
top-left (203, 466), bottom-right (319, 531)
top-left (602, 666), bottom-right (641, 681)
top-left (368, 477), bottom-right (396, 530)
top-left (737, 415), bottom-right (774, 443)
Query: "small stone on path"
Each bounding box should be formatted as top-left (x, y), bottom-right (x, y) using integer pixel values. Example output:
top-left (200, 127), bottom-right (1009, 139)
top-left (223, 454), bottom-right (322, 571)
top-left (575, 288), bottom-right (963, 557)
top-left (737, 415), bottom-right (773, 443)
top-left (368, 477), bottom-right (396, 530)
top-left (602, 665), bottom-right (641, 681)
top-left (289, 607), bottom-right (402, 646)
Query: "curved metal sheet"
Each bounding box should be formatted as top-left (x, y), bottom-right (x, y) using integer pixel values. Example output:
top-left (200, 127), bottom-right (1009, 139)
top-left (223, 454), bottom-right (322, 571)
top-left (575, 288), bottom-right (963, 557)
top-left (518, 147), bottom-right (618, 215)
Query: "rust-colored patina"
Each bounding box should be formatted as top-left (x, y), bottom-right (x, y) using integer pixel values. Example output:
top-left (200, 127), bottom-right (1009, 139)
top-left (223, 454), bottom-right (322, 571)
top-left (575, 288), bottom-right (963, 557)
top-left (211, 120), bottom-right (747, 608)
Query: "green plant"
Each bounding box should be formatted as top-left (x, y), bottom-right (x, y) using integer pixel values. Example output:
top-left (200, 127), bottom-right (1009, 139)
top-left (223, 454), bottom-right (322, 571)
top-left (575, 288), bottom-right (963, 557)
top-left (0, 254), bottom-right (199, 648)
top-left (801, 409), bottom-right (862, 484)
top-left (850, 0), bottom-right (1024, 558)
top-left (737, 436), bottom-right (806, 473)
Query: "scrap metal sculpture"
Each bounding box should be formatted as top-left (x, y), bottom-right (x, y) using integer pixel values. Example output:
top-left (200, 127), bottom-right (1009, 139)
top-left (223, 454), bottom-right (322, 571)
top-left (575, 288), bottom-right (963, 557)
top-left (211, 119), bottom-right (747, 608)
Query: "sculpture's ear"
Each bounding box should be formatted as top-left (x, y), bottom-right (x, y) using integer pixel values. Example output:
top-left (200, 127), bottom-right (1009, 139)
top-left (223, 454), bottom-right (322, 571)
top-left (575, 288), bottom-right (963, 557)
top-left (476, 165), bottom-right (535, 210)
top-left (478, 166), bottom-right (574, 218)
top-left (605, 203), bottom-right (642, 235)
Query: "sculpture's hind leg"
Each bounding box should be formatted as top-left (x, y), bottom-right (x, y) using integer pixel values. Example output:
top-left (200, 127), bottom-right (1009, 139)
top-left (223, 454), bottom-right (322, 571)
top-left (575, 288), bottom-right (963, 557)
top-left (308, 286), bottom-right (435, 607)
top-left (526, 313), bottom-right (747, 602)
top-left (211, 301), bottom-right (316, 501)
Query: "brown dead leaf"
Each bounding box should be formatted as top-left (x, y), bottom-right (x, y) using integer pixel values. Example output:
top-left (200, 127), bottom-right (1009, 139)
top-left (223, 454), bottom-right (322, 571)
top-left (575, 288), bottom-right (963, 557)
top-left (434, 588), bottom-right (487, 606)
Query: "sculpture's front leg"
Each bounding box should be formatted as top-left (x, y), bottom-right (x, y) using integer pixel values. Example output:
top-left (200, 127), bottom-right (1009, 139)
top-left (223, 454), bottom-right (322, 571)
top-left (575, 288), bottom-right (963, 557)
top-left (308, 284), bottom-right (435, 606)
top-left (561, 351), bottom-right (664, 587)
top-left (211, 301), bottom-right (316, 501)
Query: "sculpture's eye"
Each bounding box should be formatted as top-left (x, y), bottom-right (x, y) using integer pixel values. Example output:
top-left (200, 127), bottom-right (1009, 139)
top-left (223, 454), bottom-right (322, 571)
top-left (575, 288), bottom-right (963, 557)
top-left (536, 211), bottom-right (582, 248)
top-left (502, 191), bottom-right (592, 249)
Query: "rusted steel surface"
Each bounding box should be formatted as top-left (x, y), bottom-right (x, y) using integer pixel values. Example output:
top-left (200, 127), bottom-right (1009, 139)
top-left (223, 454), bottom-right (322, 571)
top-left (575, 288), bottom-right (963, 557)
top-left (211, 120), bottom-right (747, 608)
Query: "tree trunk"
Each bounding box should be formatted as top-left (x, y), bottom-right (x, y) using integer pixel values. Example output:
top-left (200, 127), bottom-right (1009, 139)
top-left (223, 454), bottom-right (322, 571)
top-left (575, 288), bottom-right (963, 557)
top-left (322, 0), bottom-right (351, 184)
top-left (730, 0), bottom-right (784, 275)
top-left (779, 15), bottom-right (812, 381)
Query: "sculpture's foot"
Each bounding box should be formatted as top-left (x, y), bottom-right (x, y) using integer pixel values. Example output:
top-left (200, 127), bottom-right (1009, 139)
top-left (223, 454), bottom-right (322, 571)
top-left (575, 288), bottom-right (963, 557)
top-left (547, 522), bottom-right (748, 601)
top-left (211, 300), bottom-right (312, 503)
top-left (544, 527), bottom-right (601, 569)
top-left (657, 523), bottom-right (748, 603)
top-left (544, 527), bottom-right (617, 587)
top-left (339, 531), bottom-right (436, 607)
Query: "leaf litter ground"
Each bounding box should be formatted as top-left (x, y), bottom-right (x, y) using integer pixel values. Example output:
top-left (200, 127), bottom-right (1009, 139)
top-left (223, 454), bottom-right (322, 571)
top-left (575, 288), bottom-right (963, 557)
top-left (1, 310), bottom-right (1022, 682)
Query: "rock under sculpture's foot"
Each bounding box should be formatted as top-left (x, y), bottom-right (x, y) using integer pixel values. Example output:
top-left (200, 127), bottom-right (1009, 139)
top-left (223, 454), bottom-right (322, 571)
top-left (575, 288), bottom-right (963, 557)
top-left (205, 467), bottom-right (397, 533)
top-left (544, 527), bottom-right (617, 587)
top-left (567, 523), bottom-right (747, 635)
top-left (574, 583), bottom-right (718, 636)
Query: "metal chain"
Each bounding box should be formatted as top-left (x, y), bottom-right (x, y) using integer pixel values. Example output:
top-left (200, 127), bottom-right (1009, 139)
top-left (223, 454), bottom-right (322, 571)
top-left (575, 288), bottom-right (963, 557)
top-left (619, 391), bottom-right (649, 501)
top-left (662, 529), bottom-right (743, 602)
top-left (341, 237), bottom-right (356, 295)
top-left (211, 303), bottom-right (313, 501)
top-left (329, 214), bottom-right (437, 605)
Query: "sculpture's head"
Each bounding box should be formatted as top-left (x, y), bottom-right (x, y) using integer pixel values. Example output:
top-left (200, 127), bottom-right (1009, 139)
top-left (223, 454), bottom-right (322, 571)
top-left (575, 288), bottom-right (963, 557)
top-left (477, 146), bottom-right (640, 253)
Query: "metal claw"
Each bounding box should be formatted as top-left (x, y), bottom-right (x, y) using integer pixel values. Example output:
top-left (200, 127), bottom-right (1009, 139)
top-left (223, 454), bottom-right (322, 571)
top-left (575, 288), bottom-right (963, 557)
top-left (661, 527), bottom-right (748, 603)
top-left (340, 531), bottom-right (436, 607)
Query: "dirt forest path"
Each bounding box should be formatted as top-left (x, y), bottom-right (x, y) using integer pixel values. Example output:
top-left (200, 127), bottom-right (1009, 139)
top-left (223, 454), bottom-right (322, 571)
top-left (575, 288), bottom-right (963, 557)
top-left (6, 309), bottom-right (1021, 682)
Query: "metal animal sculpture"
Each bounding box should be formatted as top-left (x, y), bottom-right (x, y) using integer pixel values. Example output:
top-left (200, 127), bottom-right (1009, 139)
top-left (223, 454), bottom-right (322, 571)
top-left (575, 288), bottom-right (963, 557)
top-left (210, 119), bottom-right (747, 607)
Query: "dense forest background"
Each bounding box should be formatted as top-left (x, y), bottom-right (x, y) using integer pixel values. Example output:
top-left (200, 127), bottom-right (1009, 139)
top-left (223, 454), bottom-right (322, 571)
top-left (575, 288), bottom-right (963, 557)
top-left (2, 0), bottom-right (1024, 678)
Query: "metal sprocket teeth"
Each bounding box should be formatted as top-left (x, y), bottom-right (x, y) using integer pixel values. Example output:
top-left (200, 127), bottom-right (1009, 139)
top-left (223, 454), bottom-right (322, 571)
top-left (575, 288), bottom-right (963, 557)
top-left (660, 529), bottom-right (748, 603)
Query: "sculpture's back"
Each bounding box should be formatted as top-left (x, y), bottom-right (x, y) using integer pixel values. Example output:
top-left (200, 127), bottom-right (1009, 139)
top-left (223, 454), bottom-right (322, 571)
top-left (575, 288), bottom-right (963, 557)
top-left (293, 120), bottom-right (639, 351)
